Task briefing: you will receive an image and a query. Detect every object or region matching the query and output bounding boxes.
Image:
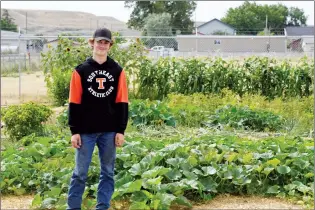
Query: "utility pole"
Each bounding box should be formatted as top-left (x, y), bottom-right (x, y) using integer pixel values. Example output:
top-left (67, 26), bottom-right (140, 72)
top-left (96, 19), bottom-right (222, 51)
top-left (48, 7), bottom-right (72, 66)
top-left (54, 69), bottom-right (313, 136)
top-left (195, 10), bottom-right (198, 53)
top-left (89, 18), bottom-right (91, 33)
top-left (26, 11), bottom-right (27, 34)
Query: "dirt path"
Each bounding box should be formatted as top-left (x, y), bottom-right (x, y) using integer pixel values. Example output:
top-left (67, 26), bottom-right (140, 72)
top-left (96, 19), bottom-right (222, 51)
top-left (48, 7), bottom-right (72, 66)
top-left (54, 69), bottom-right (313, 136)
top-left (192, 194), bottom-right (305, 209)
top-left (1, 194), bottom-right (305, 210)
top-left (1, 194), bottom-right (34, 209)
top-left (1, 72), bottom-right (50, 106)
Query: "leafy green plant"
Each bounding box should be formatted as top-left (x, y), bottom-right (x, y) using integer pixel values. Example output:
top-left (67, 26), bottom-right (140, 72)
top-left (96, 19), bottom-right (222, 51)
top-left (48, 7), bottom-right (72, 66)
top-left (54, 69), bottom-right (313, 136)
top-left (129, 100), bottom-right (176, 127)
top-left (206, 105), bottom-right (284, 132)
top-left (1, 102), bottom-right (53, 140)
top-left (56, 106), bottom-right (68, 128)
top-left (2, 132), bottom-right (313, 209)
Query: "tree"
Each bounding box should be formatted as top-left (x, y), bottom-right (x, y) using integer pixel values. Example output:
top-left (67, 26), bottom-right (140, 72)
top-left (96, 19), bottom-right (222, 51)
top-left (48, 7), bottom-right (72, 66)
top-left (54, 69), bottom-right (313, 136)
top-left (142, 13), bottom-right (177, 49)
top-left (144, 13), bottom-right (172, 36)
top-left (287, 7), bottom-right (307, 26)
top-left (211, 30), bottom-right (230, 35)
top-left (125, 1), bottom-right (196, 35)
top-left (221, 1), bottom-right (307, 35)
top-left (1, 9), bottom-right (18, 32)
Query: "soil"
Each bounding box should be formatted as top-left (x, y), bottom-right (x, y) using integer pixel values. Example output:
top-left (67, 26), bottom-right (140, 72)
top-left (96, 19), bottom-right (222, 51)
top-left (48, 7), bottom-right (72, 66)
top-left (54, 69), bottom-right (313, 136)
top-left (1, 194), bottom-right (306, 210)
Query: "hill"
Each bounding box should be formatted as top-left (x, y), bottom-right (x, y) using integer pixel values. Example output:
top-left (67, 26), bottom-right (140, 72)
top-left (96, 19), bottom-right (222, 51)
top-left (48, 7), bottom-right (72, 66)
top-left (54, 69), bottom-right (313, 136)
top-left (1, 8), bottom-right (141, 36)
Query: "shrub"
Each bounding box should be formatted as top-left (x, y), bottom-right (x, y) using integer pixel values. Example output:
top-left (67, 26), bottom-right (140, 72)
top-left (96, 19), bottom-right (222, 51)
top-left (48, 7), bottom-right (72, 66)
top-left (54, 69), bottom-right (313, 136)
top-left (206, 105), bottom-right (284, 132)
top-left (129, 100), bottom-right (176, 127)
top-left (56, 106), bottom-right (68, 128)
top-left (2, 102), bottom-right (53, 140)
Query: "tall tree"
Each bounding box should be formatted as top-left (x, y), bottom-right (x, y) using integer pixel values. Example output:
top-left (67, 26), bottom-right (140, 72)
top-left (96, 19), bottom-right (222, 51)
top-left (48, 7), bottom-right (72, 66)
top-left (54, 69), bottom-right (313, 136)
top-left (221, 1), bottom-right (307, 35)
top-left (144, 13), bottom-right (173, 36)
top-left (142, 13), bottom-right (177, 49)
top-left (125, 1), bottom-right (196, 35)
top-left (287, 7), bottom-right (307, 26)
top-left (1, 9), bottom-right (18, 32)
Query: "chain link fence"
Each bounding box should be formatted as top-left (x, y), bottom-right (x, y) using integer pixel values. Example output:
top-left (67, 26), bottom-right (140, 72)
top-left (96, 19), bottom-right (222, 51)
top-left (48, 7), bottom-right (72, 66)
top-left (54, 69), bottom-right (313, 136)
top-left (1, 34), bottom-right (314, 105)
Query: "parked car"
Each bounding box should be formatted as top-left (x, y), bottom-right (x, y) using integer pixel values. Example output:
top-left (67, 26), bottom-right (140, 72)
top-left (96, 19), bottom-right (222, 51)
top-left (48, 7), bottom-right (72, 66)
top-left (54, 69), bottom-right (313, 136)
top-left (150, 46), bottom-right (174, 56)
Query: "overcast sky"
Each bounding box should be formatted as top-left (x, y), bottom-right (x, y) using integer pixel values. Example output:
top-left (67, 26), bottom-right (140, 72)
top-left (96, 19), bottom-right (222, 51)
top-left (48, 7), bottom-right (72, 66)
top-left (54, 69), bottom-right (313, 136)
top-left (1, 1), bottom-right (314, 25)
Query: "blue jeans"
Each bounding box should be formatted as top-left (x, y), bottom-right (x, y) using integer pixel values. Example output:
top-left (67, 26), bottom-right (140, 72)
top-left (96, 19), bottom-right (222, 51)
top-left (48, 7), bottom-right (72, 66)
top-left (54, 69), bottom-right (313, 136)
top-left (67, 132), bottom-right (116, 210)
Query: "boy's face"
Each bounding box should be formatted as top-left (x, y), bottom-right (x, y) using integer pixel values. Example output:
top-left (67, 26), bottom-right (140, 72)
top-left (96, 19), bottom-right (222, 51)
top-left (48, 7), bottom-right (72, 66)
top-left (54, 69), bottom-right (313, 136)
top-left (93, 39), bottom-right (111, 56)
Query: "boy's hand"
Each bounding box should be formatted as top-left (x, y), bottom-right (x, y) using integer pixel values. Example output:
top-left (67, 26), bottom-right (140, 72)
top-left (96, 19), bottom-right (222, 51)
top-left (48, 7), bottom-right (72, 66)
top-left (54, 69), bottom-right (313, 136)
top-left (71, 134), bottom-right (81, 148)
top-left (115, 133), bottom-right (125, 147)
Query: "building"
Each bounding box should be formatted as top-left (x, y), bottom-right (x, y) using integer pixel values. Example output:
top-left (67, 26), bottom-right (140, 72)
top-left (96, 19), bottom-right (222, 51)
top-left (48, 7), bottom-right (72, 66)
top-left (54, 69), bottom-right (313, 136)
top-left (285, 26), bottom-right (314, 36)
top-left (285, 26), bottom-right (314, 52)
top-left (176, 35), bottom-right (286, 53)
top-left (1, 30), bottom-right (27, 54)
top-left (196, 18), bottom-right (236, 35)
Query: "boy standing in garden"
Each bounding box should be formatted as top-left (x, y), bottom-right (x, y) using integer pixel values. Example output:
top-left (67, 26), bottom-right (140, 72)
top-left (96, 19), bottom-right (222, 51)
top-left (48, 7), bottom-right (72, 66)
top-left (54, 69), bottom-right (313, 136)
top-left (66, 27), bottom-right (129, 210)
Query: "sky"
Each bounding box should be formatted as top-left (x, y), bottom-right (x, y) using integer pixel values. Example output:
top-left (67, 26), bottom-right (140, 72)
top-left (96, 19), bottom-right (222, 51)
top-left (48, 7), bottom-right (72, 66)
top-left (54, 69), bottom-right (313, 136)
top-left (1, 1), bottom-right (314, 25)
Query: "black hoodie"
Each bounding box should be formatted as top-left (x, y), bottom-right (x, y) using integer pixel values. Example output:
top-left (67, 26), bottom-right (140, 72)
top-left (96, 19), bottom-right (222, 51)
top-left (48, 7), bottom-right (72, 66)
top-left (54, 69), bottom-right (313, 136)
top-left (68, 56), bottom-right (128, 135)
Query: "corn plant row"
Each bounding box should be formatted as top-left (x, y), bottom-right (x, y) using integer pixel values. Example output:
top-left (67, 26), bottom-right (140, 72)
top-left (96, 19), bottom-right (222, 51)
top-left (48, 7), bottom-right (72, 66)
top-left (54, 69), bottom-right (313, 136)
top-left (126, 56), bottom-right (314, 100)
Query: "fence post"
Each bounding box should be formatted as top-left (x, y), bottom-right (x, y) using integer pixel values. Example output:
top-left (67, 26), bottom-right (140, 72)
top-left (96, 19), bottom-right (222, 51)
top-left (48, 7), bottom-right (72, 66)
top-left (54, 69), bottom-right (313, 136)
top-left (18, 27), bottom-right (21, 101)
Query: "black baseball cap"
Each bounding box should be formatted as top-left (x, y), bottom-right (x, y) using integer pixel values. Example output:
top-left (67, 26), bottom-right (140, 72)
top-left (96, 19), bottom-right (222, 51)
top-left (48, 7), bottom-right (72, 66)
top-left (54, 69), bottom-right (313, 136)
top-left (93, 28), bottom-right (112, 43)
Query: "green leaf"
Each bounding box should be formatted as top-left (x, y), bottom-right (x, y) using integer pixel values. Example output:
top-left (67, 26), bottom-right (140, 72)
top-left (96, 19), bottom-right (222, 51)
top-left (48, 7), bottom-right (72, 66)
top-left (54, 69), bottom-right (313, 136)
top-left (129, 163), bottom-right (142, 176)
top-left (174, 195), bottom-right (192, 208)
top-left (41, 198), bottom-right (56, 209)
top-left (151, 199), bottom-right (160, 210)
top-left (267, 185), bottom-right (280, 194)
top-left (14, 187), bottom-right (26, 196)
top-left (156, 193), bottom-right (176, 209)
top-left (192, 168), bottom-right (204, 176)
top-left (284, 184), bottom-right (296, 191)
top-left (187, 156), bottom-right (198, 166)
top-left (142, 167), bottom-right (170, 179)
top-left (47, 187), bottom-right (62, 197)
top-left (183, 171), bottom-right (198, 180)
top-left (262, 167), bottom-right (274, 176)
top-left (242, 153), bottom-right (253, 164)
top-left (297, 185), bottom-right (311, 194)
top-left (181, 179), bottom-right (199, 190)
top-left (120, 179), bottom-right (143, 194)
top-left (31, 194), bottom-right (42, 207)
top-left (266, 158), bottom-right (281, 167)
top-left (165, 169), bottom-right (182, 181)
top-left (199, 177), bottom-right (218, 192)
top-left (147, 176), bottom-right (163, 186)
top-left (226, 152), bottom-right (238, 162)
top-left (115, 174), bottom-right (134, 188)
top-left (116, 153), bottom-right (131, 161)
top-left (276, 165), bottom-right (291, 174)
top-left (166, 157), bottom-right (185, 167)
top-left (201, 166), bottom-right (217, 176)
top-left (130, 191), bottom-right (151, 203)
top-left (304, 173), bottom-right (314, 178)
top-left (293, 159), bottom-right (310, 169)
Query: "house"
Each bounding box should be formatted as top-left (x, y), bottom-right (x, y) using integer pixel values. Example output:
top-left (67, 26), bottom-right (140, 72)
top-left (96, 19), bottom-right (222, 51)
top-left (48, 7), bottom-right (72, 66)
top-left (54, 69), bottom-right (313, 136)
top-left (285, 26), bottom-right (314, 36)
top-left (288, 38), bottom-right (302, 52)
top-left (196, 18), bottom-right (236, 35)
top-left (302, 37), bottom-right (314, 52)
top-left (1, 30), bottom-right (27, 53)
top-left (285, 26), bottom-right (314, 52)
